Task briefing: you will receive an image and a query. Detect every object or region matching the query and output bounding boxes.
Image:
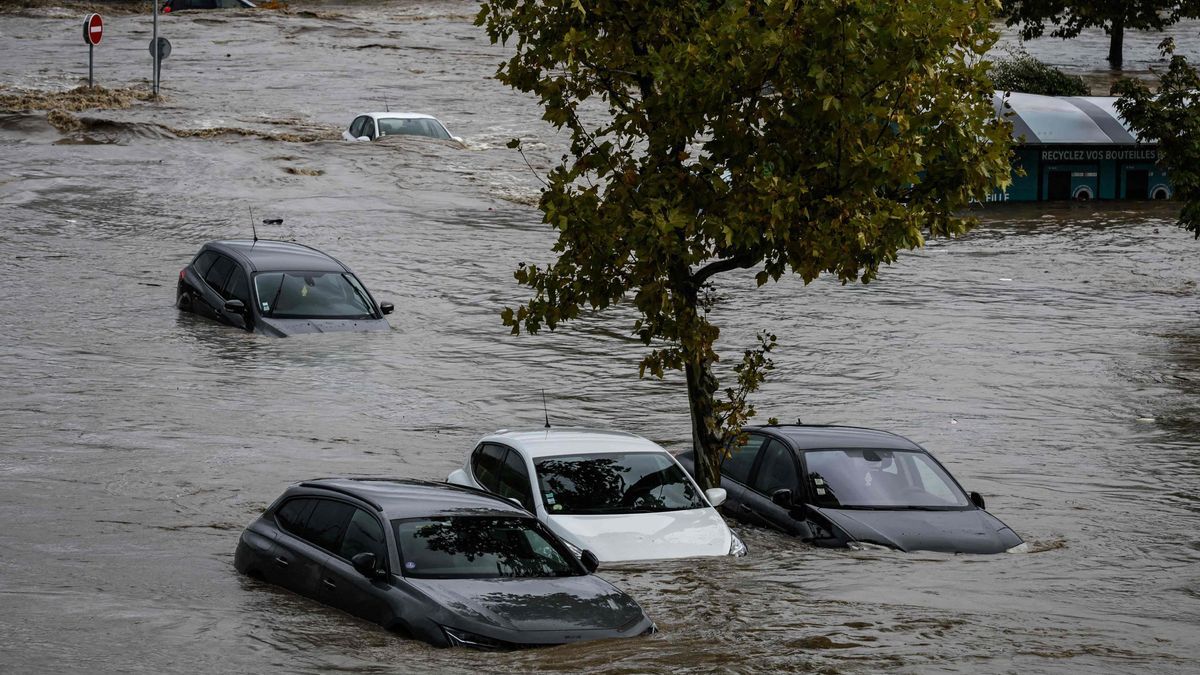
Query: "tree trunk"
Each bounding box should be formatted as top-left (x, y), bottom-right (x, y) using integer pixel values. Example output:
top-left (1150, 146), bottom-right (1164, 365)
top-left (1108, 15), bottom-right (1124, 70)
top-left (685, 357), bottom-right (721, 491)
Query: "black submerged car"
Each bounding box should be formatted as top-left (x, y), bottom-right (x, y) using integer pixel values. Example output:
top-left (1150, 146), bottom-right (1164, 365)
top-left (679, 425), bottom-right (1025, 554)
top-left (234, 478), bottom-right (654, 649)
top-left (177, 240), bottom-right (393, 336)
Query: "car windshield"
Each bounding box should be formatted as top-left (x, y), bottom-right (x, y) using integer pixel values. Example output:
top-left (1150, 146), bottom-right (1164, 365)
top-left (393, 517), bottom-right (581, 579)
top-left (534, 452), bottom-right (706, 515)
top-left (376, 117), bottom-right (450, 140)
top-left (254, 272), bottom-right (375, 319)
top-left (804, 448), bottom-right (971, 509)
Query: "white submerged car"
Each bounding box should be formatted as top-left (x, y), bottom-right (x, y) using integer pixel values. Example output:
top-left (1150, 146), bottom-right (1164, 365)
top-left (342, 112), bottom-right (462, 144)
top-left (447, 428), bottom-right (747, 563)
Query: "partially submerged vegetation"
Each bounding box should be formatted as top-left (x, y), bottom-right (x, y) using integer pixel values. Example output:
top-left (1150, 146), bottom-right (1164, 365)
top-left (990, 50), bottom-right (1090, 96)
top-left (0, 85), bottom-right (157, 113)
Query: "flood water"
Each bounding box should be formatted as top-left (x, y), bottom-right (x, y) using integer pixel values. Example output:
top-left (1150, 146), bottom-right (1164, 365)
top-left (1, 2), bottom-right (1199, 672)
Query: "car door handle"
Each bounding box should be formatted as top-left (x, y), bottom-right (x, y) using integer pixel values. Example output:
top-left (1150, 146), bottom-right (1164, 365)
top-left (322, 578), bottom-right (337, 590)
top-left (273, 556), bottom-right (290, 568)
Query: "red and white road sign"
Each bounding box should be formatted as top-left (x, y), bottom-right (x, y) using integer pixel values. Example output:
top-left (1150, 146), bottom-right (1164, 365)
top-left (83, 14), bottom-right (103, 46)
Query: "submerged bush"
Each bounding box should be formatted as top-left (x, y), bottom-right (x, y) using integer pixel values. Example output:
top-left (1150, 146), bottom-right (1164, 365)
top-left (990, 51), bottom-right (1090, 96)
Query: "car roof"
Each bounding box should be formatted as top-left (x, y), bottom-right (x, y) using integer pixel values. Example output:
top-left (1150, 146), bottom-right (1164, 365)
top-left (363, 112), bottom-right (441, 121)
top-left (481, 427), bottom-right (668, 459)
top-left (752, 424), bottom-right (924, 451)
top-left (204, 239), bottom-right (349, 274)
top-left (292, 478), bottom-right (531, 520)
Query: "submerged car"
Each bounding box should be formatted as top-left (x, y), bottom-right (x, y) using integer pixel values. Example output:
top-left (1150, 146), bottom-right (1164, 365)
top-left (447, 428), bottom-right (747, 563)
top-left (176, 239), bottom-right (393, 337)
top-left (343, 113), bottom-right (461, 143)
top-left (677, 424), bottom-right (1025, 554)
top-left (234, 478), bottom-right (654, 649)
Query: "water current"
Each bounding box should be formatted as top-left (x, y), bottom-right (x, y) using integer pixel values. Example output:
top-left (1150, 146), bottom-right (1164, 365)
top-left (1, 2), bottom-right (1199, 672)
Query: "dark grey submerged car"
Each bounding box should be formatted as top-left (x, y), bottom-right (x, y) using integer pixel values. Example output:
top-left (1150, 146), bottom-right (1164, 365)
top-left (678, 425), bottom-right (1025, 554)
top-left (234, 478), bottom-right (655, 649)
top-left (177, 240), bottom-right (393, 336)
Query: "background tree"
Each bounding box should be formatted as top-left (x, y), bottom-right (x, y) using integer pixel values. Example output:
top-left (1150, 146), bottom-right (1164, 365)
top-left (480, 0), bottom-right (1013, 489)
top-left (1000, 0), bottom-right (1199, 70)
top-left (1115, 39), bottom-right (1200, 237)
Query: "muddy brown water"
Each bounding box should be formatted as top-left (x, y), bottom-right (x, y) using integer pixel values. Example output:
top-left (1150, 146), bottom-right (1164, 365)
top-left (2, 3), bottom-right (1199, 672)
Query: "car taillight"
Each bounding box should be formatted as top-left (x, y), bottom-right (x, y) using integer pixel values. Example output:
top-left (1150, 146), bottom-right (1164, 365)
top-left (179, 267), bottom-right (186, 280)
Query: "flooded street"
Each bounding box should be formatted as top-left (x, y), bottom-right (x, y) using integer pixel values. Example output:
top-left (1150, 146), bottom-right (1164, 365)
top-left (2, 2), bottom-right (1199, 672)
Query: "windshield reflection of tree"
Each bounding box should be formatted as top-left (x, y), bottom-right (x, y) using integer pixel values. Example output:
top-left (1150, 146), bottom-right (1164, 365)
top-left (538, 456), bottom-right (698, 513)
top-left (408, 518), bottom-right (575, 578)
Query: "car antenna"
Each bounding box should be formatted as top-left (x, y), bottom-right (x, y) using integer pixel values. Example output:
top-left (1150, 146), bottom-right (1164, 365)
top-left (248, 206), bottom-right (258, 243)
top-left (384, 98), bottom-right (389, 113)
top-left (542, 389), bottom-right (551, 429)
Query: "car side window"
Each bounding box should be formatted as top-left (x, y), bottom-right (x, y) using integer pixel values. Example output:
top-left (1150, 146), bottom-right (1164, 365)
top-left (723, 434), bottom-right (766, 485)
top-left (363, 118), bottom-right (377, 140)
top-left (350, 116), bottom-right (366, 138)
top-left (220, 264), bottom-right (250, 303)
top-left (276, 497), bottom-right (355, 552)
top-left (498, 449), bottom-right (535, 512)
top-left (203, 254), bottom-right (236, 292)
top-left (750, 440), bottom-right (800, 497)
top-left (338, 507), bottom-right (387, 565)
top-left (471, 444), bottom-right (506, 492)
top-left (275, 498), bottom-right (317, 535)
top-left (300, 499), bottom-right (356, 552)
top-left (191, 251), bottom-right (218, 277)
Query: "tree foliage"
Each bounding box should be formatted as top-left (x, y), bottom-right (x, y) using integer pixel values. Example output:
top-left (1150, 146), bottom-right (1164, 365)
top-left (990, 50), bottom-right (1089, 96)
top-left (1115, 40), bottom-right (1200, 237)
top-left (479, 0), bottom-right (1013, 488)
top-left (999, 1), bottom-right (1199, 69)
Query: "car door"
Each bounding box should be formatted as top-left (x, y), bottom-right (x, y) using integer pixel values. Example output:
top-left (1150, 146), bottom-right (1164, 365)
top-left (197, 253), bottom-right (236, 322)
top-left (718, 434), bottom-right (767, 522)
top-left (270, 497), bottom-right (355, 601)
top-left (319, 506), bottom-right (394, 626)
top-left (496, 447), bottom-right (536, 513)
top-left (217, 262), bottom-right (252, 330)
top-left (742, 440), bottom-right (805, 534)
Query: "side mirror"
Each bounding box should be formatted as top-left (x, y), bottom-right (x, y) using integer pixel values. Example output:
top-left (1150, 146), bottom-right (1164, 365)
top-left (579, 549), bottom-right (599, 573)
top-left (356, 135), bottom-right (370, 142)
top-left (969, 491), bottom-right (986, 510)
top-left (771, 488), bottom-right (793, 507)
top-left (351, 552), bottom-right (385, 579)
top-left (223, 298), bottom-right (246, 313)
top-left (704, 487), bottom-right (727, 508)
top-left (379, 301), bottom-right (394, 315)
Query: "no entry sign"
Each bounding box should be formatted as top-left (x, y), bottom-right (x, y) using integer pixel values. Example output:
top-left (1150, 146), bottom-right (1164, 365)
top-left (82, 13), bottom-right (103, 46)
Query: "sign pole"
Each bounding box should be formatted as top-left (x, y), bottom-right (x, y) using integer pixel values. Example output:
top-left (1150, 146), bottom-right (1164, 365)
top-left (152, 1), bottom-right (159, 97)
top-left (88, 43), bottom-right (93, 88)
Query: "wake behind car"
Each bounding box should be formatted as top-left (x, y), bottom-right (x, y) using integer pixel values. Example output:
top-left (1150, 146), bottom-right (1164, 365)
top-left (234, 478), bottom-right (654, 649)
top-left (677, 424), bottom-right (1025, 554)
top-left (177, 238), bottom-right (393, 336)
top-left (447, 428), bottom-right (747, 563)
top-left (343, 112), bottom-right (462, 144)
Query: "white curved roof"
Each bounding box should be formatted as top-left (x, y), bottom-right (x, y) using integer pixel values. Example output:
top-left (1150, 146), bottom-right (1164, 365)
top-left (484, 428), bottom-right (667, 459)
top-left (994, 92), bottom-right (1147, 145)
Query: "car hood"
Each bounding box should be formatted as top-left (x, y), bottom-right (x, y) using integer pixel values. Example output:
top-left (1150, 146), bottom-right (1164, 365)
top-left (813, 506), bottom-right (1023, 554)
top-left (256, 316), bottom-right (390, 336)
top-left (407, 575), bottom-right (643, 632)
top-left (546, 508), bottom-right (731, 562)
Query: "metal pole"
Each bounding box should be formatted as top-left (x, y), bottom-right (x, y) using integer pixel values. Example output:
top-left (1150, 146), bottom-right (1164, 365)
top-left (152, 1), bottom-right (159, 97)
top-left (88, 43), bottom-right (94, 88)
